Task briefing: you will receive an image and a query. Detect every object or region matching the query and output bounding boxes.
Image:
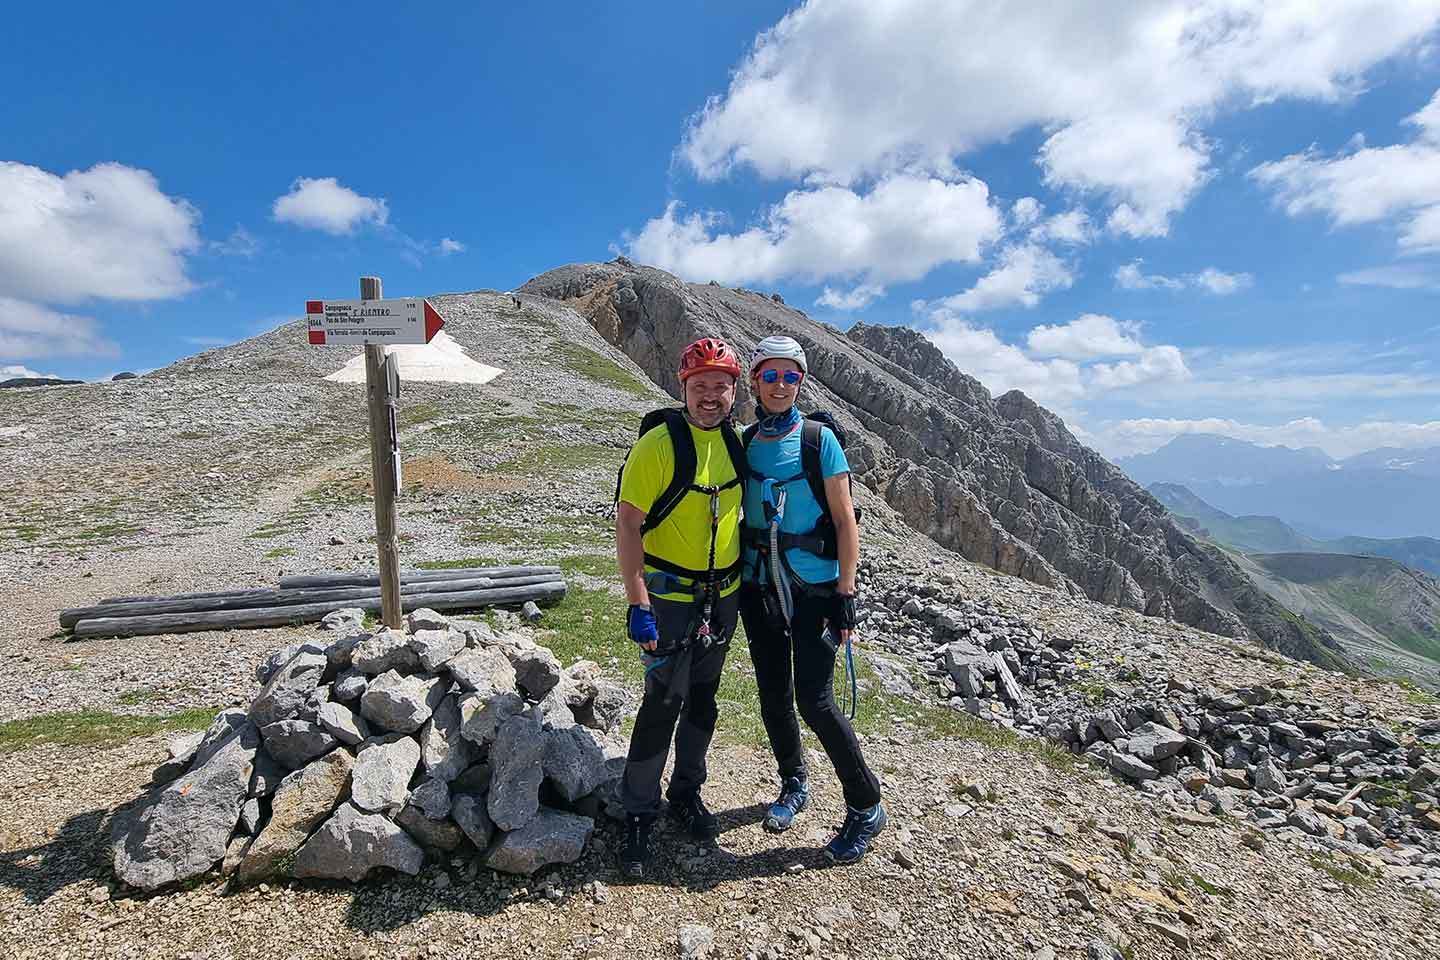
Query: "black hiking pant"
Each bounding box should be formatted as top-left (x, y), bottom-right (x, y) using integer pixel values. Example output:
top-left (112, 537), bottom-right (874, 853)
top-left (739, 583), bottom-right (882, 810)
top-left (620, 591), bottom-right (738, 817)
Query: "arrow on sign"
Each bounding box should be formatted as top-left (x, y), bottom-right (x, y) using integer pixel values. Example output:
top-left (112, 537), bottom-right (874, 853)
top-left (305, 298), bottom-right (445, 346)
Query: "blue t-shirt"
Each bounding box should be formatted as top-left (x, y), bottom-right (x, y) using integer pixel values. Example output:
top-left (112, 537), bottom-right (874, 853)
top-left (742, 418), bottom-right (849, 585)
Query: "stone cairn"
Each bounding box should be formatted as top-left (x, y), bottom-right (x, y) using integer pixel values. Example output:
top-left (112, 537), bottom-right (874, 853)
top-left (110, 607), bottom-right (630, 892)
top-left (859, 565), bottom-right (1440, 889)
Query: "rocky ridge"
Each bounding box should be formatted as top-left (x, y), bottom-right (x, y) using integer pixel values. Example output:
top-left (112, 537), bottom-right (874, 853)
top-left (519, 259), bottom-right (1350, 672)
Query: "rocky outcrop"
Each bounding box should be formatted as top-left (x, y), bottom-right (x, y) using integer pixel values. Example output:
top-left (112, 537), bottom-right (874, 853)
top-left (519, 259), bottom-right (1350, 671)
top-left (110, 610), bottom-right (626, 891)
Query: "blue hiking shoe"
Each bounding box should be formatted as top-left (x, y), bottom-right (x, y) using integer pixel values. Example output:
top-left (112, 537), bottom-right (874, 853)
top-left (823, 802), bottom-right (887, 864)
top-left (763, 776), bottom-right (809, 834)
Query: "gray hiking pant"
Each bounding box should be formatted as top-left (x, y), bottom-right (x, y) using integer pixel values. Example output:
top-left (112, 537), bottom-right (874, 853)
top-left (619, 590), bottom-right (737, 816)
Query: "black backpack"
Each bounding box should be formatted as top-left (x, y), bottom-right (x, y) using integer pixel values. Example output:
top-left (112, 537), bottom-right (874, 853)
top-left (614, 408), bottom-right (748, 560)
top-left (741, 410), bottom-right (861, 560)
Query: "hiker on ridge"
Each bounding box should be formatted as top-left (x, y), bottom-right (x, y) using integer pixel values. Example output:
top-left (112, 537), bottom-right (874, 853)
top-left (738, 335), bottom-right (886, 864)
top-left (614, 336), bottom-right (748, 880)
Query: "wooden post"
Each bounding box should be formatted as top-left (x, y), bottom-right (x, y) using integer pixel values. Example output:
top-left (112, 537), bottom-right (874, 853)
top-left (362, 275), bottom-right (403, 629)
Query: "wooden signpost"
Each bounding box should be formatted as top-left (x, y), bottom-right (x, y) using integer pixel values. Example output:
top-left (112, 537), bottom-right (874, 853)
top-left (305, 277), bottom-right (445, 629)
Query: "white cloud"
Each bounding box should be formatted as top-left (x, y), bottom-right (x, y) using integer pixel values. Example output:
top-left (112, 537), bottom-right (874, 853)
top-left (1338, 263), bottom-right (1440, 289)
top-left (925, 314), bottom-right (1085, 408)
top-left (437, 237), bottom-right (466, 256)
top-left (0, 161), bottom-right (200, 304)
top-left (211, 226), bottom-right (259, 258)
top-left (627, 173), bottom-right (1002, 285)
top-left (1096, 416), bottom-right (1440, 459)
top-left (924, 244), bottom-right (1073, 313)
top-left (917, 310), bottom-right (1189, 410)
top-left (1090, 346), bottom-right (1191, 389)
top-left (1032, 208), bottom-right (1093, 245)
top-left (681, 1), bottom-right (1440, 236)
top-left (1, 363), bottom-right (58, 379)
top-left (1027, 314), bottom-right (1145, 360)
top-left (183, 335), bottom-right (232, 347)
top-left (816, 282), bottom-right (885, 310)
top-left (1251, 88), bottom-right (1440, 252)
top-left (272, 177), bottom-right (388, 235)
top-left (1114, 259), bottom-right (1254, 294)
top-left (0, 296), bottom-right (118, 359)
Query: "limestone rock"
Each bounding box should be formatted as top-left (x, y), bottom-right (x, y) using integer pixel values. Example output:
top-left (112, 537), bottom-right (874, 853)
top-left (485, 807), bottom-right (594, 874)
top-left (407, 608), bottom-right (450, 633)
top-left (508, 643), bottom-right (562, 699)
top-left (409, 628), bottom-right (466, 672)
top-left (239, 748), bottom-right (354, 882)
top-left (410, 777), bottom-right (451, 820)
top-left (419, 694), bottom-right (475, 783)
top-left (396, 804), bottom-right (465, 851)
top-left (260, 720), bottom-right (338, 770)
top-left (452, 793), bottom-right (495, 850)
top-left (351, 735), bottom-right (421, 813)
top-left (543, 725), bottom-right (609, 801)
top-left (459, 690), bottom-right (525, 748)
top-left (317, 700), bottom-right (370, 747)
top-left (488, 709), bottom-right (546, 831)
top-left (351, 628), bottom-right (421, 675)
top-left (359, 669), bottom-right (444, 734)
top-left (331, 669), bottom-right (368, 702)
top-left (447, 647), bottom-right (518, 696)
top-left (111, 716), bottom-right (260, 891)
top-left (249, 651), bottom-right (326, 727)
top-left (320, 608), bottom-right (365, 633)
top-left (1125, 722), bottom-right (1187, 763)
top-left (293, 803), bottom-right (423, 881)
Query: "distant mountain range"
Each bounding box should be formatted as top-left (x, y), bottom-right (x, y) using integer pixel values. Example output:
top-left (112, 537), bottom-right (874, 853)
top-left (1150, 482), bottom-right (1440, 576)
top-left (1119, 434), bottom-right (1440, 539)
top-left (1151, 482), bottom-right (1440, 687)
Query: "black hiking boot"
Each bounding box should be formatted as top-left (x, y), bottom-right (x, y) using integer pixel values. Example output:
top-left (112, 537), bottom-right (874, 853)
top-left (619, 813), bottom-right (654, 879)
top-left (667, 791), bottom-right (720, 840)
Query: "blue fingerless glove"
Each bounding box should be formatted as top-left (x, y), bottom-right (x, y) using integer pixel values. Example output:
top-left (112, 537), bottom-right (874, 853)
top-left (627, 603), bottom-right (659, 646)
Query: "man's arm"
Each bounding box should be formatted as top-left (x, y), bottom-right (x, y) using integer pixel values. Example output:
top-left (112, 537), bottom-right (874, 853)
top-left (617, 500), bottom-right (651, 607)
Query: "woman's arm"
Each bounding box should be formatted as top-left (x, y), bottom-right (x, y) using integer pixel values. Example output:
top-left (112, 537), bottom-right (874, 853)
top-left (825, 472), bottom-right (859, 595)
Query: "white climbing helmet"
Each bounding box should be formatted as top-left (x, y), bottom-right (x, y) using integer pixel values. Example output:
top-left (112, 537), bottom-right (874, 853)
top-left (749, 335), bottom-right (808, 376)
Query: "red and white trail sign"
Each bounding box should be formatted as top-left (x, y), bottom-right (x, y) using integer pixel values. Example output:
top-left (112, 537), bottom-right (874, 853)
top-left (306, 298), bottom-right (444, 346)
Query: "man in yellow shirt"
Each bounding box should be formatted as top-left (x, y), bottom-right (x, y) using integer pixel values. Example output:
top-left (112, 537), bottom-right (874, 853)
top-left (615, 337), bottom-right (746, 880)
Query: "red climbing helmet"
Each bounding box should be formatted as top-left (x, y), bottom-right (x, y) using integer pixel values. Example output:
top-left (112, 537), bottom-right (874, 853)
top-left (677, 337), bottom-right (742, 382)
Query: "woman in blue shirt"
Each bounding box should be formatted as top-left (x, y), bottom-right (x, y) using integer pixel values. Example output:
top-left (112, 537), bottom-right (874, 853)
top-left (739, 335), bottom-right (885, 864)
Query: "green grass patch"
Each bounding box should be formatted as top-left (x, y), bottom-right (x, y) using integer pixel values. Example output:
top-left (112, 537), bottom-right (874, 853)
top-left (532, 585), bottom-right (638, 680)
top-left (398, 402), bottom-right (443, 427)
top-left (264, 546), bottom-right (297, 559)
top-left (1309, 853), bottom-right (1375, 888)
top-left (560, 553), bottom-right (618, 578)
top-left (415, 556), bottom-right (508, 570)
top-left (549, 342), bottom-right (656, 399)
top-left (0, 707), bottom-right (216, 754)
top-left (117, 689), bottom-right (166, 706)
top-left (1396, 677), bottom-right (1439, 706)
top-left (494, 441), bottom-right (624, 478)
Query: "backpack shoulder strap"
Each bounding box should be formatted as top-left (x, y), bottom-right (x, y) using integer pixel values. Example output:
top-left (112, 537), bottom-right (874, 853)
top-left (801, 419), bottom-right (831, 520)
top-left (721, 422), bottom-right (749, 488)
top-left (639, 409), bottom-right (696, 534)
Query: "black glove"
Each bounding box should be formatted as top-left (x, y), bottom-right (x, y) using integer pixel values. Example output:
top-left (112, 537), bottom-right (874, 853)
top-left (832, 592), bottom-right (857, 631)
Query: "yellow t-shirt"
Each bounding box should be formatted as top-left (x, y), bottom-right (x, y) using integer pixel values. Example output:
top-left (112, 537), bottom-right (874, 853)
top-left (619, 419), bottom-right (743, 601)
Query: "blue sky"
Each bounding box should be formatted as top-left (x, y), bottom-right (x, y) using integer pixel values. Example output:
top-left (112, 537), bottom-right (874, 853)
top-left (3, 1), bottom-right (1439, 459)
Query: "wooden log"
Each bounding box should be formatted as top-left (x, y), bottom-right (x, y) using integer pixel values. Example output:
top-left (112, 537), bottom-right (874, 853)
top-left (59, 574), bottom-right (563, 629)
top-left (101, 587), bottom-right (288, 606)
top-left (70, 580), bottom-right (567, 639)
top-left (279, 565), bottom-right (561, 589)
